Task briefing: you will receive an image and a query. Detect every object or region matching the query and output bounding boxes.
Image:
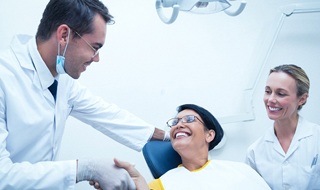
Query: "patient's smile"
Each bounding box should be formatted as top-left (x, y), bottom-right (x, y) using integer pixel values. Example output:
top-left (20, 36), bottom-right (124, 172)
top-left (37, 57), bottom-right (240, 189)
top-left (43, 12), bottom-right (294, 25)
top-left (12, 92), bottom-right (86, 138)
top-left (175, 132), bottom-right (190, 139)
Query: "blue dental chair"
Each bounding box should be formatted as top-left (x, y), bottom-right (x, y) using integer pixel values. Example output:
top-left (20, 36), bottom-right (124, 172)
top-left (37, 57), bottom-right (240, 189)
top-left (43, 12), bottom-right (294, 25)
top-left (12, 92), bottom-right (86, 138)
top-left (142, 141), bottom-right (182, 179)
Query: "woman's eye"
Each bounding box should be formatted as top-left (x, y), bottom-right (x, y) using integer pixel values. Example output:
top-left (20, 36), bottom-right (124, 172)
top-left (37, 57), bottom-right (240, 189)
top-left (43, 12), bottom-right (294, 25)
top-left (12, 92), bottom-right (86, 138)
top-left (186, 116), bottom-right (195, 122)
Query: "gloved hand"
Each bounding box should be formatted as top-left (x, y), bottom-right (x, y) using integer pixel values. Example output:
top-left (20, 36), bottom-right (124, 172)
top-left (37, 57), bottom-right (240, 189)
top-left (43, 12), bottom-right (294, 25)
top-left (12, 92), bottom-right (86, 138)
top-left (77, 158), bottom-right (136, 190)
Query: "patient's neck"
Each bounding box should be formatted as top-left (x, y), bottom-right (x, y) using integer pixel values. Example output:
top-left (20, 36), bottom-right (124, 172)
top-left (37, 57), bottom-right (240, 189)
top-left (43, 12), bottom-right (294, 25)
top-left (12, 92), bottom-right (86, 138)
top-left (181, 158), bottom-right (208, 171)
top-left (180, 151), bottom-right (209, 171)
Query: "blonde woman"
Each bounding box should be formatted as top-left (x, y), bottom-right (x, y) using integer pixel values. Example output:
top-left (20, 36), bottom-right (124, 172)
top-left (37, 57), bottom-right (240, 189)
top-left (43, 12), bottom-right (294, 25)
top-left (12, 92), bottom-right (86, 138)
top-left (246, 64), bottom-right (320, 189)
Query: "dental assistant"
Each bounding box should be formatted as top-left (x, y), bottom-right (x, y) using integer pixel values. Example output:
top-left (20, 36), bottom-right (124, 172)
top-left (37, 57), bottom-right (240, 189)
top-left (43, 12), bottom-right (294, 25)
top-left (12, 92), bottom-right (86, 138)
top-left (0, 0), bottom-right (167, 189)
top-left (246, 64), bottom-right (320, 190)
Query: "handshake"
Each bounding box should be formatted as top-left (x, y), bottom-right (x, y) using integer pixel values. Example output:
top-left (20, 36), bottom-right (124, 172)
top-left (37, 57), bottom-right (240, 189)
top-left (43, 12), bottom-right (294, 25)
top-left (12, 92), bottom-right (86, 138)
top-left (77, 131), bottom-right (170, 189)
top-left (77, 158), bottom-right (148, 190)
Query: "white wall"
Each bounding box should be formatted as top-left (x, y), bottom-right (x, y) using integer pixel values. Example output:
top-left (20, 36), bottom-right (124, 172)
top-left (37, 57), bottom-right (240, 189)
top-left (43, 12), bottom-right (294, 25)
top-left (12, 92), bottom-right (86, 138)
top-left (1, 0), bottom-right (320, 189)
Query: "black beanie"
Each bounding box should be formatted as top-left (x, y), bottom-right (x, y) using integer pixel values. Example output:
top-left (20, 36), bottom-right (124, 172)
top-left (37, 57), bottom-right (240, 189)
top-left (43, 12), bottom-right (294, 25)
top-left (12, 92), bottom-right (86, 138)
top-left (177, 104), bottom-right (224, 150)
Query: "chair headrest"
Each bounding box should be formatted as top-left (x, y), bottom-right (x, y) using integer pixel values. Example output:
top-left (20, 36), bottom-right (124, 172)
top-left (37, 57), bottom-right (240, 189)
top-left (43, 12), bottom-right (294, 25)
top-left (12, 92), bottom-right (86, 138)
top-left (142, 141), bottom-right (182, 179)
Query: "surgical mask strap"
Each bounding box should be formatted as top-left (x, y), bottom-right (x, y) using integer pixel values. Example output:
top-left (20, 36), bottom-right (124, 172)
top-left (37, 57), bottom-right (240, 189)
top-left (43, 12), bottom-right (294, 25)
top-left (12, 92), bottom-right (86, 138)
top-left (56, 28), bottom-right (71, 74)
top-left (58, 28), bottom-right (70, 57)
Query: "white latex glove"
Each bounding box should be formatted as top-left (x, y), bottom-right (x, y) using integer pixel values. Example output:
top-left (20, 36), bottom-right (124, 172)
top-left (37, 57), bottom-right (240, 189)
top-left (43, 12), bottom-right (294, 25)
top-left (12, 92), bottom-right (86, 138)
top-left (77, 158), bottom-right (136, 190)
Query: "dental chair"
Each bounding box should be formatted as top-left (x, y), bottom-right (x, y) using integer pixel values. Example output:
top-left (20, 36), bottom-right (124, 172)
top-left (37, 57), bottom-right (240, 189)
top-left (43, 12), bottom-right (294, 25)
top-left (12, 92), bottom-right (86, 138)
top-left (142, 141), bottom-right (182, 179)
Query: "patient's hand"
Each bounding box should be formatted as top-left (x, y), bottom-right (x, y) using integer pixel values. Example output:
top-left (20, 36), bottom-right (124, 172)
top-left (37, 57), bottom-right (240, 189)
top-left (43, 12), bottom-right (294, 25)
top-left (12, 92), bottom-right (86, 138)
top-left (114, 158), bottom-right (150, 190)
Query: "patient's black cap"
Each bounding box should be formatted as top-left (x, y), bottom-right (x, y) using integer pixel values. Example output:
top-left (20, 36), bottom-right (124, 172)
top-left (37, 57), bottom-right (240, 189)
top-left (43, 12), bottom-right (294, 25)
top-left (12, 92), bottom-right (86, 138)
top-left (177, 104), bottom-right (224, 150)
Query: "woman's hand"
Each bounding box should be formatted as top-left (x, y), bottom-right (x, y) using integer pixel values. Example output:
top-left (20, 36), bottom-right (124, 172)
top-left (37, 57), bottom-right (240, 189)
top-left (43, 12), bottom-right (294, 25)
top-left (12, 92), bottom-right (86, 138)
top-left (114, 158), bottom-right (150, 190)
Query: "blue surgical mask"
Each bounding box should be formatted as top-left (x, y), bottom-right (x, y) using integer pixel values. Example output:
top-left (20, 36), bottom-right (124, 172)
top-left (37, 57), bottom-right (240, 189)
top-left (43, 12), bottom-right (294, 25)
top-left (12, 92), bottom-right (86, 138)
top-left (56, 28), bottom-right (71, 74)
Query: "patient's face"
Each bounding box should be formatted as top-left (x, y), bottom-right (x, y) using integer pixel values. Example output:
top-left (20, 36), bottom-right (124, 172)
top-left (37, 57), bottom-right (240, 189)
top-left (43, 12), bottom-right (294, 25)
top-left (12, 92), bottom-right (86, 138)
top-left (170, 109), bottom-right (209, 154)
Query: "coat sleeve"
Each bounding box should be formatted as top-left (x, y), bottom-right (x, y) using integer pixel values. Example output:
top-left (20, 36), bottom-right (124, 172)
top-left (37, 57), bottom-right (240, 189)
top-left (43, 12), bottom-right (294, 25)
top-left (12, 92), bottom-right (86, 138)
top-left (67, 80), bottom-right (156, 151)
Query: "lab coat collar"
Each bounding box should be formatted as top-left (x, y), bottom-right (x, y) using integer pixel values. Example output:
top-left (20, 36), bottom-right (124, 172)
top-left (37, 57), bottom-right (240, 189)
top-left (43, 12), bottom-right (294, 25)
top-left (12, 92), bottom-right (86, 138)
top-left (264, 115), bottom-right (313, 157)
top-left (264, 116), bottom-right (313, 141)
top-left (11, 35), bottom-right (56, 90)
top-left (10, 35), bottom-right (34, 71)
top-left (27, 35), bottom-right (57, 89)
top-left (293, 116), bottom-right (313, 140)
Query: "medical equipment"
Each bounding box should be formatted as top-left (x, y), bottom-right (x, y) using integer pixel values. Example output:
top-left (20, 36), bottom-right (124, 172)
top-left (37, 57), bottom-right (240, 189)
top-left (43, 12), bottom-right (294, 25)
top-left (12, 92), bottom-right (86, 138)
top-left (155, 0), bottom-right (247, 24)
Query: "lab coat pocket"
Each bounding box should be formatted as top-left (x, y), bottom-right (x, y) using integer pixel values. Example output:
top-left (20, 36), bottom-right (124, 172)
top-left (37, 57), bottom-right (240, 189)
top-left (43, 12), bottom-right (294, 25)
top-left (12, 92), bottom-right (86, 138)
top-left (303, 164), bottom-right (320, 190)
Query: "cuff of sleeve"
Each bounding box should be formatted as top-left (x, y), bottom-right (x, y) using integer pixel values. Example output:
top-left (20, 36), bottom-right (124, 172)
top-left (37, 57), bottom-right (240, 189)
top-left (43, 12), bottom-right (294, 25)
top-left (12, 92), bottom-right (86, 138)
top-left (163, 131), bottom-right (170, 141)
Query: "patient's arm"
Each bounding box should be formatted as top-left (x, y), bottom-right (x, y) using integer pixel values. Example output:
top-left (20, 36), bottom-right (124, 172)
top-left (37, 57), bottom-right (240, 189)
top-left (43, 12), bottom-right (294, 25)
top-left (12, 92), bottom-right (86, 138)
top-left (114, 158), bottom-right (150, 190)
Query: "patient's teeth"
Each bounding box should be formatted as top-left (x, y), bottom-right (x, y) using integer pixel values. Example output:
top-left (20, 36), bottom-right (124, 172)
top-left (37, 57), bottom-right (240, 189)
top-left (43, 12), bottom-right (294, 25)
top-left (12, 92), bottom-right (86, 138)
top-left (176, 132), bottom-right (188, 138)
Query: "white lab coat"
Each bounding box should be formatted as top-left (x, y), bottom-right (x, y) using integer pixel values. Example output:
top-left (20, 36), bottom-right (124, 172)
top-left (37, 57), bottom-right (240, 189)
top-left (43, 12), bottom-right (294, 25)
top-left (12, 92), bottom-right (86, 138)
top-left (0, 35), bottom-right (155, 189)
top-left (246, 116), bottom-right (320, 190)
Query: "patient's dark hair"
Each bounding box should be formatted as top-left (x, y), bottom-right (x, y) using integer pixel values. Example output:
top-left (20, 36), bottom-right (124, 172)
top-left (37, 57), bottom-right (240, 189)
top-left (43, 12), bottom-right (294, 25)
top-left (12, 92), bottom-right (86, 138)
top-left (36, 0), bottom-right (114, 41)
top-left (177, 104), bottom-right (224, 150)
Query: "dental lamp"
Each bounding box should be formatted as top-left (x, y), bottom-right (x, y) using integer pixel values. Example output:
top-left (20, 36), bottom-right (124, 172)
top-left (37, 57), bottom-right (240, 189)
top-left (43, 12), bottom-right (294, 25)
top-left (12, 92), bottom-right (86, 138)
top-left (155, 0), bottom-right (247, 24)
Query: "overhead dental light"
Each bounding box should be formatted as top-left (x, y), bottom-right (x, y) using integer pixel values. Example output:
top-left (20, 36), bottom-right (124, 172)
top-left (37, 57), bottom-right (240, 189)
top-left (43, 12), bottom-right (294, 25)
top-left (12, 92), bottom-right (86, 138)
top-left (155, 0), bottom-right (247, 24)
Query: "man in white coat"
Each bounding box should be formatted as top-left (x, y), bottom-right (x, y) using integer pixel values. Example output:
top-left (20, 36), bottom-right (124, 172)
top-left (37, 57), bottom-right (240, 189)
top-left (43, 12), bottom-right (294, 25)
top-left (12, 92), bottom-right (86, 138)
top-left (0, 0), bottom-right (167, 189)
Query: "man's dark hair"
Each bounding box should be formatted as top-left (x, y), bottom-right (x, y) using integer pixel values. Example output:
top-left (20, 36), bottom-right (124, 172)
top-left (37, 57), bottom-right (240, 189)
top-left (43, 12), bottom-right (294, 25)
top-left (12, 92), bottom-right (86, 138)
top-left (36, 0), bottom-right (114, 41)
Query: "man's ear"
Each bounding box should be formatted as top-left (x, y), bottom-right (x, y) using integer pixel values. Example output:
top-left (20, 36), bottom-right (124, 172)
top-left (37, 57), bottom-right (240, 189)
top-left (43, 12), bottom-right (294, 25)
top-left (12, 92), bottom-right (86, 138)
top-left (206, 129), bottom-right (215, 144)
top-left (56, 24), bottom-right (70, 45)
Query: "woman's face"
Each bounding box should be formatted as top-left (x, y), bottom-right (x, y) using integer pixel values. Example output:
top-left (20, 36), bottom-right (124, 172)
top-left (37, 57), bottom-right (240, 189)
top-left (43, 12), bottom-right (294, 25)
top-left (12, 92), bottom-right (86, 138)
top-left (263, 72), bottom-right (305, 121)
top-left (170, 109), bottom-right (214, 153)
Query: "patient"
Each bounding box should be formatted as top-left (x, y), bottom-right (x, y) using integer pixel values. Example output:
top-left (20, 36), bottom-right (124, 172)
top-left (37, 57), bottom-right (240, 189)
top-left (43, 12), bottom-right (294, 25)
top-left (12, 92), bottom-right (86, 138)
top-left (114, 104), bottom-right (271, 190)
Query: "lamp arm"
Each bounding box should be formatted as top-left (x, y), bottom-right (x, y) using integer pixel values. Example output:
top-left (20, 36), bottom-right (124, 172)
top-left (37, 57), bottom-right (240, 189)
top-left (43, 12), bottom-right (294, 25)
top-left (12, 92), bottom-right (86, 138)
top-left (156, 0), bottom-right (180, 24)
top-left (224, 1), bottom-right (247, 16)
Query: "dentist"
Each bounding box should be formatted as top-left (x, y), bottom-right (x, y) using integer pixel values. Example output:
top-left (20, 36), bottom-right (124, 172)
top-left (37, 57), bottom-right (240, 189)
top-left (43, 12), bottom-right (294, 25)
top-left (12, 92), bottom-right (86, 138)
top-left (0, 0), bottom-right (167, 189)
